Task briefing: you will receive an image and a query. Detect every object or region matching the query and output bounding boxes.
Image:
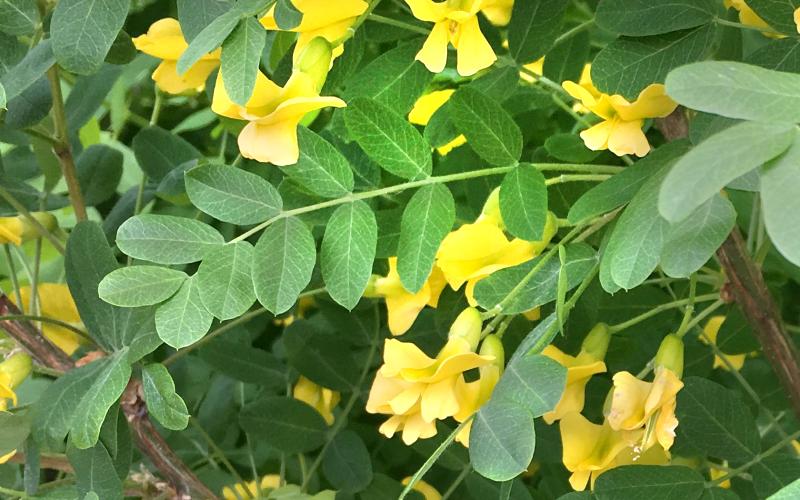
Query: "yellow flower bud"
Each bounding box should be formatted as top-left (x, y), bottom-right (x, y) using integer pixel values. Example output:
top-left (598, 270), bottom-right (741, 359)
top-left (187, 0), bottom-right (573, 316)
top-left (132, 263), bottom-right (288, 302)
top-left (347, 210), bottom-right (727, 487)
top-left (478, 188), bottom-right (504, 229)
top-left (0, 213), bottom-right (57, 246)
top-left (0, 353), bottom-right (32, 389)
top-left (580, 323), bottom-right (611, 361)
top-left (448, 307), bottom-right (482, 351)
top-left (479, 334), bottom-right (505, 369)
top-left (655, 334), bottom-right (684, 378)
top-left (296, 36), bottom-right (333, 92)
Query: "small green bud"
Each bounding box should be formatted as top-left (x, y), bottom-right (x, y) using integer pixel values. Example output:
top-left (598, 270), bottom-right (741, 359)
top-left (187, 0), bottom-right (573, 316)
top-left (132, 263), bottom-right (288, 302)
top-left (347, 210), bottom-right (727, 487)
top-left (448, 307), bottom-right (483, 351)
top-left (296, 37), bottom-right (333, 92)
top-left (580, 323), bottom-right (611, 360)
top-left (655, 334), bottom-right (684, 378)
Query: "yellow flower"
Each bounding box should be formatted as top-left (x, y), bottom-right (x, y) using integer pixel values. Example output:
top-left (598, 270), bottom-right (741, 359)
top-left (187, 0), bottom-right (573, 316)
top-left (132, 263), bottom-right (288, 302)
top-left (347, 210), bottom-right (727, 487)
top-left (11, 284), bottom-right (84, 356)
top-left (701, 316), bottom-right (747, 371)
top-left (293, 375), bottom-right (340, 425)
top-left (795, 7), bottom-right (800, 33)
top-left (408, 89), bottom-right (467, 155)
top-left (436, 212), bottom-right (557, 305)
top-left (725, 0), bottom-right (781, 36)
top-left (454, 334), bottom-right (504, 446)
top-left (480, 0), bottom-right (514, 26)
top-left (406, 0), bottom-right (497, 76)
top-left (541, 324), bottom-right (610, 424)
top-left (563, 77), bottom-right (677, 158)
top-left (212, 69), bottom-right (345, 165)
top-left (366, 309), bottom-right (494, 445)
top-left (364, 257), bottom-right (447, 336)
top-left (260, 0), bottom-right (368, 61)
top-left (0, 352), bottom-right (32, 410)
top-left (520, 57), bottom-right (544, 83)
top-left (0, 213), bottom-right (57, 246)
top-left (222, 474), bottom-right (281, 500)
top-left (133, 18), bottom-right (220, 94)
top-left (401, 478), bottom-right (442, 500)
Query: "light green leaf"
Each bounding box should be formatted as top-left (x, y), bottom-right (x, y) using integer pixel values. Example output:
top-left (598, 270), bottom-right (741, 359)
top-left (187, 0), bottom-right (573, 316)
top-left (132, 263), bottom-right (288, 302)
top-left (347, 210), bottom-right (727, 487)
top-left (771, 477), bottom-right (800, 499)
top-left (283, 128), bottom-right (355, 198)
top-left (661, 195), bottom-right (736, 278)
top-left (50, 0), bottom-right (128, 74)
top-left (0, 0), bottom-right (37, 36)
top-left (666, 61), bottom-right (800, 124)
top-left (397, 184), bottom-right (455, 293)
top-left (185, 163), bottom-right (282, 224)
top-left (761, 131), bottom-right (800, 266)
top-left (450, 87), bottom-right (522, 166)
top-left (98, 266), bottom-right (187, 307)
top-left (0, 39), bottom-right (53, 102)
top-left (659, 121), bottom-right (795, 222)
top-left (322, 431), bottom-right (373, 493)
top-left (474, 243), bottom-right (598, 314)
top-left (676, 377), bottom-right (760, 462)
top-left (591, 24), bottom-right (716, 99)
top-left (220, 17), bottom-right (266, 106)
top-left (593, 465), bottom-right (705, 500)
top-left (176, 8), bottom-right (239, 75)
top-left (507, 0), bottom-right (568, 64)
top-left (239, 396), bottom-right (328, 453)
top-left (321, 201), bottom-right (377, 310)
top-left (70, 351), bottom-right (132, 449)
top-left (595, 0), bottom-right (716, 36)
top-left (253, 217), bottom-right (317, 314)
top-left (469, 398), bottom-right (535, 482)
top-left (67, 441), bottom-right (122, 500)
top-left (0, 412), bottom-right (30, 457)
top-left (177, 0), bottom-right (232, 42)
top-left (499, 164), bottom-right (548, 241)
top-left (141, 364), bottom-right (190, 431)
top-left (116, 214), bottom-right (225, 265)
top-left (0, 82), bottom-right (4, 110)
top-left (155, 276), bottom-right (214, 349)
top-left (345, 97), bottom-right (432, 180)
top-left (493, 354), bottom-right (566, 416)
top-left (196, 241), bottom-right (255, 320)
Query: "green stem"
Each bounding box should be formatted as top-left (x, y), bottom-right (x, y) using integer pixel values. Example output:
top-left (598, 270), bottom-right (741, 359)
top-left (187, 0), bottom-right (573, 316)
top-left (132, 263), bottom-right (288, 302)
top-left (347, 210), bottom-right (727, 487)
top-left (709, 430), bottom-right (800, 486)
top-left (0, 485), bottom-right (27, 498)
top-left (674, 274), bottom-right (697, 337)
top-left (440, 464), bottom-right (472, 500)
top-left (189, 417), bottom-right (247, 487)
top-left (398, 416), bottom-right (473, 500)
top-left (301, 320), bottom-right (381, 491)
top-left (545, 174), bottom-right (609, 185)
top-left (366, 13), bottom-right (429, 35)
top-left (3, 245), bottom-right (24, 309)
top-left (553, 19), bottom-right (595, 46)
top-left (607, 293), bottom-right (720, 334)
top-left (714, 17), bottom-right (789, 38)
top-left (0, 186), bottom-right (65, 254)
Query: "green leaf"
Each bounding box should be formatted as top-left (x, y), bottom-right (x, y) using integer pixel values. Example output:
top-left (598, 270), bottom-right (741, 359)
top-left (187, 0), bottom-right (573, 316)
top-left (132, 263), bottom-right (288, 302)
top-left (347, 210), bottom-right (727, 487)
top-left (761, 132), bottom-right (800, 266)
top-left (66, 64), bottom-right (122, 130)
top-left (0, 412), bottom-right (30, 457)
top-left (345, 40), bottom-right (433, 115)
top-left (567, 141), bottom-right (690, 224)
top-left (748, 0), bottom-right (800, 34)
top-left (543, 30), bottom-right (590, 84)
top-left (155, 276), bottom-right (214, 349)
top-left (199, 333), bottom-right (286, 388)
top-left (178, 0), bottom-right (233, 42)
top-left (67, 440), bottom-right (123, 500)
top-left (283, 128), bottom-right (355, 198)
top-left (0, 39), bottom-right (53, 102)
top-left (185, 163), bottom-right (282, 224)
top-left (98, 266), bottom-right (187, 307)
top-left (132, 126), bottom-right (201, 182)
top-left (474, 243), bottom-right (598, 314)
top-left (499, 164), bottom-right (548, 241)
top-left (0, 81), bottom-right (4, 110)
top-left (659, 121), bottom-right (795, 222)
top-left (449, 87), bottom-right (522, 167)
top-left (666, 61), bottom-right (800, 124)
top-left (593, 465), bottom-right (705, 500)
top-left (196, 241), bottom-right (256, 320)
top-left (591, 24), bottom-right (716, 100)
top-left (676, 377), bottom-right (761, 462)
top-left (746, 38), bottom-right (800, 73)
top-left (493, 354), bottom-right (566, 416)
top-left (70, 351), bottom-right (132, 449)
top-left (321, 201), bottom-right (377, 310)
top-left (239, 396), bottom-right (327, 453)
top-left (0, 0), bottom-right (38, 36)
top-left (176, 9), bottom-right (239, 75)
top-left (770, 477), bottom-right (800, 499)
top-left (50, 0), bottom-right (128, 74)
top-left (253, 217), bottom-right (317, 314)
top-left (544, 133), bottom-right (599, 164)
top-left (345, 97), bottom-right (432, 180)
top-left (284, 319), bottom-right (359, 391)
top-left (76, 145), bottom-right (123, 206)
top-left (752, 454), bottom-right (800, 499)
top-left (716, 307), bottom-right (759, 355)
top-left (507, 0), bottom-right (568, 64)
top-left (661, 195), bottom-right (736, 278)
top-left (469, 398), bottom-right (535, 482)
top-left (397, 184), bottom-right (455, 293)
top-left (116, 214), bottom-right (225, 265)
top-left (595, 0), bottom-right (716, 36)
top-left (220, 17), bottom-right (266, 106)
top-left (274, 0), bottom-right (302, 29)
top-left (322, 431), bottom-right (373, 493)
top-left (141, 364), bottom-right (190, 431)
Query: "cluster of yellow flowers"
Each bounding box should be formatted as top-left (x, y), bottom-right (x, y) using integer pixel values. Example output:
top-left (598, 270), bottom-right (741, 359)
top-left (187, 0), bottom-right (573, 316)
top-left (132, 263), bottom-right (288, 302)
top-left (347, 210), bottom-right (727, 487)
top-left (544, 328), bottom-right (685, 490)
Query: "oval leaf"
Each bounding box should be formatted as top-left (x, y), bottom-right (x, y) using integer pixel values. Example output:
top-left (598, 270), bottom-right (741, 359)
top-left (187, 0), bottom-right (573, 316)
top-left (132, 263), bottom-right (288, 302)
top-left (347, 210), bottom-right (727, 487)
top-left (141, 364), bottom-right (189, 431)
top-left (98, 266), bottom-right (187, 307)
top-left (283, 128), bottom-right (355, 198)
top-left (469, 398), bottom-right (535, 482)
top-left (196, 241), bottom-right (256, 320)
top-left (239, 396), bottom-right (327, 453)
top-left (116, 214), bottom-right (225, 265)
top-left (155, 276), bottom-right (214, 349)
top-left (760, 131), bottom-right (800, 266)
top-left (51, 0), bottom-right (129, 74)
top-left (449, 87), bottom-right (522, 166)
top-left (499, 164), bottom-right (548, 241)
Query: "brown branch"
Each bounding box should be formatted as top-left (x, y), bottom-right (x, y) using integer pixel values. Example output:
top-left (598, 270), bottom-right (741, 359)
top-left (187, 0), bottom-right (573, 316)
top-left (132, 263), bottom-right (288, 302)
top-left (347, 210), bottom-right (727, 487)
top-left (0, 293), bottom-right (218, 499)
top-left (657, 108), bottom-right (800, 419)
top-left (8, 452), bottom-right (73, 473)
